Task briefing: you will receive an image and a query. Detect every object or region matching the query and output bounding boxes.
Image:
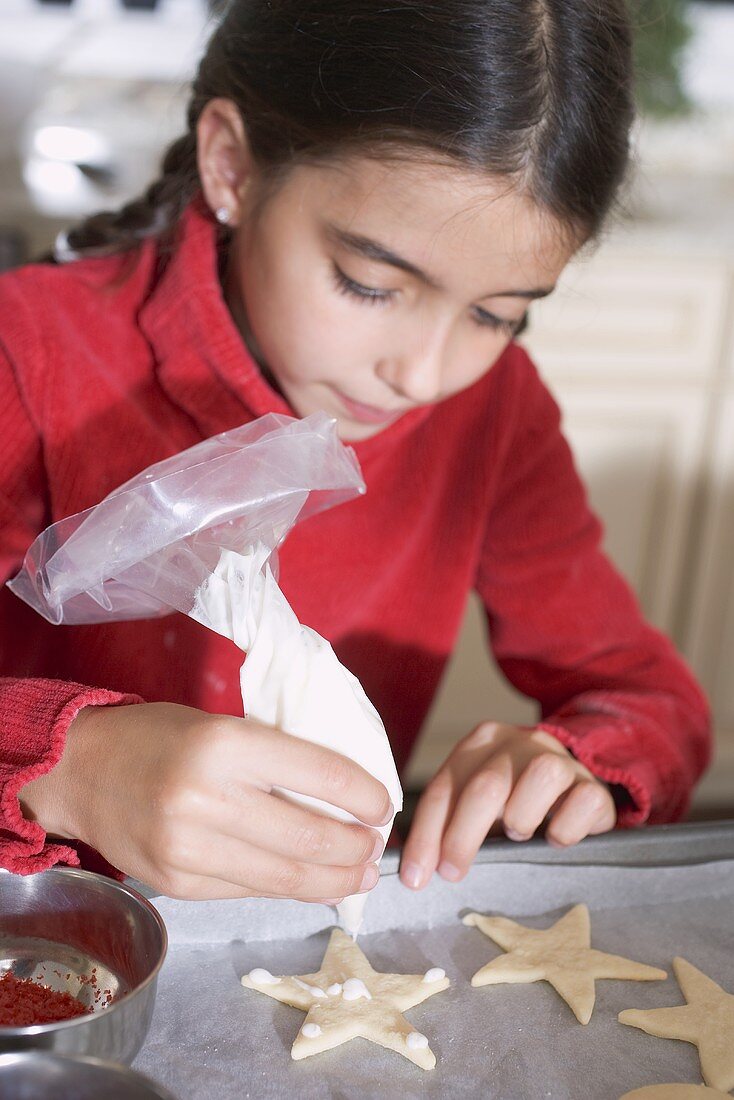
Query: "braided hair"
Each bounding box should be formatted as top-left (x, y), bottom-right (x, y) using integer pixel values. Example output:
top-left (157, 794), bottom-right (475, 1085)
top-left (60, 0), bottom-right (634, 259)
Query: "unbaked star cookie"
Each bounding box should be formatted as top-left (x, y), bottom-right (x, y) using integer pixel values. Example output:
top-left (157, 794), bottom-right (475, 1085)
top-left (619, 957), bottom-right (734, 1093)
top-left (463, 903), bottom-right (666, 1024)
top-left (241, 928), bottom-right (450, 1070)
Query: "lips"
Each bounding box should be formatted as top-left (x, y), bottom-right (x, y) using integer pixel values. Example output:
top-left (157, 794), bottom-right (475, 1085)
top-left (337, 391), bottom-right (406, 425)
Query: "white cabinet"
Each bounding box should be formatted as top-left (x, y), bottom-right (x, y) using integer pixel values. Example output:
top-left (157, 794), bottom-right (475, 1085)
top-left (520, 252), bottom-right (729, 383)
top-left (685, 389), bottom-right (734, 806)
top-left (406, 243), bottom-right (734, 814)
top-left (553, 387), bottom-right (709, 634)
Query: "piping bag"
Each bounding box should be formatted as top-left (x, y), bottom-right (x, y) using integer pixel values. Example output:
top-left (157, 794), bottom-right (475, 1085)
top-left (190, 545), bottom-right (403, 935)
top-left (8, 412), bottom-right (403, 935)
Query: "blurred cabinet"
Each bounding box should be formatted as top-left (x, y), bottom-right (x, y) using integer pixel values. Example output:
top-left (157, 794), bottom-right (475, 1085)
top-left (407, 244), bottom-right (734, 813)
top-left (686, 390), bottom-right (734, 805)
top-left (556, 388), bottom-right (708, 633)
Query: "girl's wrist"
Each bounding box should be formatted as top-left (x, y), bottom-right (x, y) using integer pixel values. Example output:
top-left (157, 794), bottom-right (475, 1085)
top-left (17, 704), bottom-right (102, 843)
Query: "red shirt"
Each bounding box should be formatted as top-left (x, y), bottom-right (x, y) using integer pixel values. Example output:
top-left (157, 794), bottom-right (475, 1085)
top-left (0, 200), bottom-right (710, 877)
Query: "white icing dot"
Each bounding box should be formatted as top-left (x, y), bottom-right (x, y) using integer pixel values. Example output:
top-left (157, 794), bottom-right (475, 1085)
top-left (407, 1032), bottom-right (429, 1050)
top-left (327, 983), bottom-right (342, 996)
top-left (422, 967), bottom-right (446, 983)
top-left (342, 978), bottom-right (372, 1001)
top-left (293, 978), bottom-right (326, 999)
top-left (301, 1023), bottom-right (322, 1039)
top-left (248, 968), bottom-right (281, 985)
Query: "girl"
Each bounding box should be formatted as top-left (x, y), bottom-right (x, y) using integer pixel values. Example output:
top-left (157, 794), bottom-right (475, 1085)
top-left (1, 1), bottom-right (709, 905)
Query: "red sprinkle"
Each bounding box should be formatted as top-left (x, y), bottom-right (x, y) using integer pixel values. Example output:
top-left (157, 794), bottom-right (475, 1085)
top-left (74, 967), bottom-right (113, 1008)
top-left (0, 972), bottom-right (90, 1027)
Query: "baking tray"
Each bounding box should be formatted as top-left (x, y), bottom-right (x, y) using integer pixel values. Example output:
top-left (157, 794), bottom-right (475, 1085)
top-left (130, 822), bottom-right (734, 1099)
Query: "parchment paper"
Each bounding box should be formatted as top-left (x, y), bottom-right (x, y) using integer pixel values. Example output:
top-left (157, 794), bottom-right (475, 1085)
top-left (132, 850), bottom-right (734, 1099)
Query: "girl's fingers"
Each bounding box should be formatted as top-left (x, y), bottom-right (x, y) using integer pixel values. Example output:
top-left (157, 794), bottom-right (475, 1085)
top-left (399, 725), bottom-right (510, 891)
top-left (545, 780), bottom-right (617, 847)
top-left (241, 723), bottom-right (394, 827)
top-left (154, 870), bottom-right (346, 904)
top-left (437, 753), bottom-right (513, 881)
top-left (162, 828), bottom-right (379, 901)
top-left (212, 786), bottom-right (384, 867)
top-left (502, 751), bottom-right (578, 841)
top-left (400, 771), bottom-right (455, 891)
top-left (399, 726), bottom-right (614, 893)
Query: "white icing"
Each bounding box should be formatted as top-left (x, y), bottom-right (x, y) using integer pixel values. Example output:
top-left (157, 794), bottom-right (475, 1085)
top-left (293, 978), bottom-right (326, 999)
top-left (341, 978), bottom-right (372, 1002)
top-left (301, 1023), bottom-right (322, 1039)
top-left (422, 968), bottom-right (446, 983)
top-left (327, 983), bottom-right (343, 996)
top-left (407, 1032), bottom-right (429, 1050)
top-left (192, 546), bottom-right (403, 938)
top-left (248, 968), bottom-right (281, 986)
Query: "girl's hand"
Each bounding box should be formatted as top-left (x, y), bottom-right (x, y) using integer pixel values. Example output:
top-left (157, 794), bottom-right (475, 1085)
top-left (400, 723), bottom-right (616, 890)
top-left (20, 702), bottom-right (392, 902)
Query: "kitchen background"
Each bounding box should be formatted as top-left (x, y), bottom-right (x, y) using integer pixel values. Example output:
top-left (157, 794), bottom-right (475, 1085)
top-left (1, 0), bottom-right (733, 817)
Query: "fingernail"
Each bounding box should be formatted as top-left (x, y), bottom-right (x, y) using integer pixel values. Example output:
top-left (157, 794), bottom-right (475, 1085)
top-left (547, 836), bottom-right (568, 849)
top-left (400, 861), bottom-right (425, 890)
top-left (437, 860), bottom-right (463, 882)
top-left (379, 800), bottom-right (395, 827)
top-left (359, 863), bottom-right (379, 891)
top-left (505, 828), bottom-right (529, 842)
top-left (322, 898), bottom-right (345, 905)
top-left (369, 834), bottom-right (385, 862)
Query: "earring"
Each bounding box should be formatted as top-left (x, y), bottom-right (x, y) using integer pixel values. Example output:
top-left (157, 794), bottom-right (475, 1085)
top-left (215, 205), bottom-right (231, 225)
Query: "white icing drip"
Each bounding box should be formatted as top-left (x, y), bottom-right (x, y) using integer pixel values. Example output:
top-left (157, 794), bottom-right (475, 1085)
top-left (327, 983), bottom-right (343, 996)
top-left (407, 1032), bottom-right (429, 1050)
top-left (341, 978), bottom-right (372, 1001)
top-left (335, 896), bottom-right (365, 940)
top-left (422, 967), bottom-right (446, 983)
top-left (293, 978), bottom-right (326, 999)
top-left (301, 1023), bottom-right (322, 1039)
top-left (248, 968), bottom-right (281, 985)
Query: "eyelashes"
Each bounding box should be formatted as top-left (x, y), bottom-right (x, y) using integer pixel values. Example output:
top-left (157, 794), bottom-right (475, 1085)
top-left (330, 263), bottom-right (524, 336)
top-left (332, 264), bottom-right (392, 306)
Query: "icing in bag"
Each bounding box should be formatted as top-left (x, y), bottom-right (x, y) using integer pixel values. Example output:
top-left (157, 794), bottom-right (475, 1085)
top-left (191, 545), bottom-right (403, 935)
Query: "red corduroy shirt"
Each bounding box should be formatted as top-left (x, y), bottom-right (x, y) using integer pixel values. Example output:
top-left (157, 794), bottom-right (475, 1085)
top-left (0, 201), bottom-right (711, 879)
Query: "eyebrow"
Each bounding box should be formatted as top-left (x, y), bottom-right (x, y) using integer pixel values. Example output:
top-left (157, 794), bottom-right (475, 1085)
top-left (325, 223), bottom-right (555, 301)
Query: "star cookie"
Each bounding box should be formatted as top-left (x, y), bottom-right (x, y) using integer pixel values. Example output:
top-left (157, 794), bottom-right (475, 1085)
top-left (241, 928), bottom-right (450, 1070)
top-left (619, 957), bottom-right (734, 1093)
top-left (463, 904), bottom-right (666, 1024)
top-left (619, 1086), bottom-right (731, 1099)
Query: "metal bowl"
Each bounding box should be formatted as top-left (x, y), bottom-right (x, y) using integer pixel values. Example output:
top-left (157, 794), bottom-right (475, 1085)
top-left (0, 1052), bottom-right (178, 1099)
top-left (0, 867), bottom-right (167, 1064)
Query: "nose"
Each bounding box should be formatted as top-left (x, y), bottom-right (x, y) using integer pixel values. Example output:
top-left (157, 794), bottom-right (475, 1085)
top-left (375, 327), bottom-right (446, 406)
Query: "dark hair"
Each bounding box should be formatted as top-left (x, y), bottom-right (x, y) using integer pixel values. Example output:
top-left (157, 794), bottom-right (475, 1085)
top-left (62, 0), bottom-right (634, 258)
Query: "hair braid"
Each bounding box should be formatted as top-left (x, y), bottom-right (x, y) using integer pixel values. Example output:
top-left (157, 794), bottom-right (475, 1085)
top-left (57, 130), bottom-right (200, 260)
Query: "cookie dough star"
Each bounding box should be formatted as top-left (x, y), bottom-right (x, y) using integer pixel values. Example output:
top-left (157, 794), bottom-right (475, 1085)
top-left (463, 903), bottom-right (666, 1024)
top-left (241, 928), bottom-right (450, 1070)
top-left (619, 957), bottom-right (734, 1093)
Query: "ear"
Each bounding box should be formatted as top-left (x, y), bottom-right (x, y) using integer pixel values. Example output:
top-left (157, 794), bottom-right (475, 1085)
top-left (196, 98), bottom-right (253, 228)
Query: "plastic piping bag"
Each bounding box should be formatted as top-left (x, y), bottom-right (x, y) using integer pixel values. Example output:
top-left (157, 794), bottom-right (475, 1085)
top-left (8, 412), bottom-right (403, 934)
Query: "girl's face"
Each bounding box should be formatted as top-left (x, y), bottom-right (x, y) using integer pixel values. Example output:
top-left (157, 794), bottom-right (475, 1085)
top-left (226, 156), bottom-right (577, 441)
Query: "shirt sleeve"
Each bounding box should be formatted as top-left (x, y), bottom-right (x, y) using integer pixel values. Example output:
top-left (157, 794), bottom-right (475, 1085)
top-left (475, 349), bottom-right (711, 826)
top-left (0, 312), bottom-right (142, 877)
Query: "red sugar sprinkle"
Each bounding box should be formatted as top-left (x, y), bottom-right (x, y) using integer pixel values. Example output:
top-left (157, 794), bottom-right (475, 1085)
top-left (0, 972), bottom-right (90, 1027)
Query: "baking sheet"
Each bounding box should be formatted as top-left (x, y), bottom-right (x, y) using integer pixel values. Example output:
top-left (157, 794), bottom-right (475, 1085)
top-left (131, 833), bottom-right (734, 1099)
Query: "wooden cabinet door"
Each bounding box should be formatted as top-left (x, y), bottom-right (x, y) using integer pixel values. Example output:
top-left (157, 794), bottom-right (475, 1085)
top-left (685, 392), bottom-right (734, 807)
